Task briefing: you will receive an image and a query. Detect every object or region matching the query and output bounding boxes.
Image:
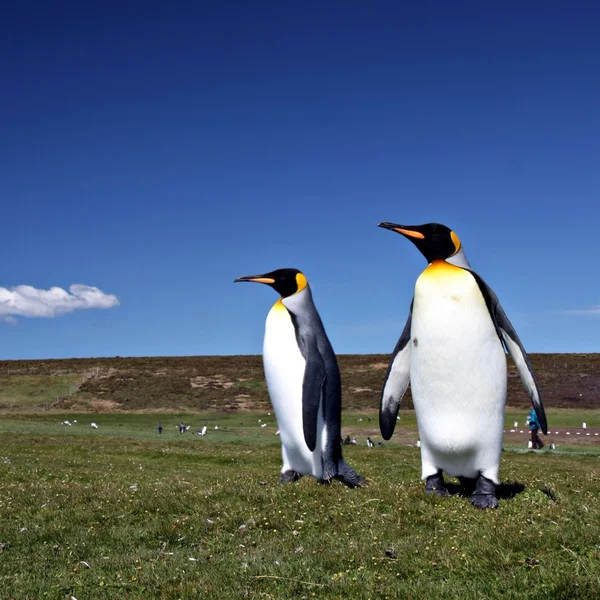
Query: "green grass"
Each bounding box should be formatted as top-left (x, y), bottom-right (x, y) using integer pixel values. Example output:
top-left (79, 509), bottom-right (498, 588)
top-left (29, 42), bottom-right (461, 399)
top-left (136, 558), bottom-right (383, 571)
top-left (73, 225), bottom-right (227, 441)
top-left (0, 375), bottom-right (82, 410)
top-left (0, 412), bottom-right (599, 599)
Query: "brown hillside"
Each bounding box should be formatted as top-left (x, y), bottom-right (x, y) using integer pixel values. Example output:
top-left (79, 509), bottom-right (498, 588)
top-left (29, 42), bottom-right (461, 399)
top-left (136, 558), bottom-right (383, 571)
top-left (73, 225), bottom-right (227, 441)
top-left (0, 353), bottom-right (598, 412)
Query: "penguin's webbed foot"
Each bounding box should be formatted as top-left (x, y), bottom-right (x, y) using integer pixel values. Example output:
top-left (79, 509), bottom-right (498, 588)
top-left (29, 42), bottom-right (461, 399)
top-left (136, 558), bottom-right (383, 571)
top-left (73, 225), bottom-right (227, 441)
top-left (469, 475), bottom-right (498, 509)
top-left (338, 472), bottom-right (367, 488)
top-left (279, 470), bottom-right (301, 484)
top-left (425, 471), bottom-right (449, 497)
top-left (337, 462), bottom-right (367, 488)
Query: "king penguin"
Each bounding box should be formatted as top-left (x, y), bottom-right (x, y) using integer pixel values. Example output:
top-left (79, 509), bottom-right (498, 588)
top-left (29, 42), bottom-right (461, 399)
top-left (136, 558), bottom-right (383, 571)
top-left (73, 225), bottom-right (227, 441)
top-left (235, 268), bottom-right (365, 487)
top-left (377, 222), bottom-right (547, 508)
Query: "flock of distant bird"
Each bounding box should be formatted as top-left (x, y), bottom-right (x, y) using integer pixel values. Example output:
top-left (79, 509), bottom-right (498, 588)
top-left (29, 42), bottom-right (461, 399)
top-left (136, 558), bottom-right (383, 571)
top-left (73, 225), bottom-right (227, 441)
top-left (60, 416), bottom-right (596, 450)
top-left (61, 420), bottom-right (97, 428)
top-left (60, 415), bottom-right (393, 448)
top-left (168, 423), bottom-right (216, 436)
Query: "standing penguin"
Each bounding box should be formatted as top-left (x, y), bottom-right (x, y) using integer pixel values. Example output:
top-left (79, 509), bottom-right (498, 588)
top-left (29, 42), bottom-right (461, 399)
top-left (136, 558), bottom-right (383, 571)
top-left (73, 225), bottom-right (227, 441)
top-left (378, 222), bottom-right (547, 508)
top-left (235, 268), bottom-right (364, 487)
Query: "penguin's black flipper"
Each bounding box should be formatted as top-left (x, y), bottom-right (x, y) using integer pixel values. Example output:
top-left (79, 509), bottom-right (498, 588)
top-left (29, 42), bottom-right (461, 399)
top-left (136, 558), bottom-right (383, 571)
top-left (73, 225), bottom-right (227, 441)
top-left (469, 272), bottom-right (548, 435)
top-left (300, 336), bottom-right (327, 452)
top-left (379, 302), bottom-right (413, 440)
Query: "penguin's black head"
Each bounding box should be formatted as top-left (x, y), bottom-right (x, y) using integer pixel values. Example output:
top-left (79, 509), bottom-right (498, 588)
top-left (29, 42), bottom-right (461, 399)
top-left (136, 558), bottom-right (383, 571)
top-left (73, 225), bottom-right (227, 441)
top-left (234, 268), bottom-right (308, 297)
top-left (378, 222), bottom-right (461, 263)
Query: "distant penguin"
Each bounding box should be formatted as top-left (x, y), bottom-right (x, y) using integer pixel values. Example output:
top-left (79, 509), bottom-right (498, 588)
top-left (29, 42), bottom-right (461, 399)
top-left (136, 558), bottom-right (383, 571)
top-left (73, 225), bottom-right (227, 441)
top-left (157, 424), bottom-right (163, 434)
top-left (378, 222), bottom-right (547, 509)
top-left (201, 425), bottom-right (207, 436)
top-left (366, 437), bottom-right (374, 448)
top-left (235, 268), bottom-right (364, 487)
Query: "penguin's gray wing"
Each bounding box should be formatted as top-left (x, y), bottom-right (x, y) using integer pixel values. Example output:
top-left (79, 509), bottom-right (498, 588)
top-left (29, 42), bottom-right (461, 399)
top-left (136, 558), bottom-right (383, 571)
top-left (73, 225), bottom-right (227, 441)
top-left (379, 303), bottom-right (412, 440)
top-left (289, 313), bottom-right (327, 452)
top-left (469, 271), bottom-right (548, 435)
top-left (300, 336), bottom-right (326, 452)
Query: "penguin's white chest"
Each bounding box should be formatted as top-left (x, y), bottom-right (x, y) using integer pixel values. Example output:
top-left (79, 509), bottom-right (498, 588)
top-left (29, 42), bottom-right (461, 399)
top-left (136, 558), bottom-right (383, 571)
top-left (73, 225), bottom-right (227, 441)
top-left (410, 261), bottom-right (507, 480)
top-left (262, 300), bottom-right (323, 477)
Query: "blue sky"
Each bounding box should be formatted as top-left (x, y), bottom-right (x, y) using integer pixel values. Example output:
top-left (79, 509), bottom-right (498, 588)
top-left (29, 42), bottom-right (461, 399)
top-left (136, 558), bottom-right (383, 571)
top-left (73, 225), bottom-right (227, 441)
top-left (1, 1), bottom-right (599, 359)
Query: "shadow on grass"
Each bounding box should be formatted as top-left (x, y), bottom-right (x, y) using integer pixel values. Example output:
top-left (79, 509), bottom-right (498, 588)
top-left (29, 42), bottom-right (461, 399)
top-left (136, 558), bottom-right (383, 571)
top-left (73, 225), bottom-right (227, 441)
top-left (496, 480), bottom-right (526, 499)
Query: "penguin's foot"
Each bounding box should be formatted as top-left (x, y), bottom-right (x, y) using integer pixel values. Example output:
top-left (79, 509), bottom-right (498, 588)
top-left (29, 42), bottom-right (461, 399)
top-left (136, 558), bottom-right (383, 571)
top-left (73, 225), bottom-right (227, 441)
top-left (279, 470), bottom-right (301, 484)
top-left (337, 471), bottom-right (367, 488)
top-left (469, 475), bottom-right (498, 509)
top-left (337, 461), bottom-right (367, 488)
top-left (425, 471), bottom-right (449, 496)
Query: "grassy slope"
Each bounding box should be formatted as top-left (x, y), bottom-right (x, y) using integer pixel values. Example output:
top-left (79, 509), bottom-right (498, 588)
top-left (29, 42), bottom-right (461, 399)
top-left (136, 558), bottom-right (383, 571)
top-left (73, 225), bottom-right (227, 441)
top-left (0, 374), bottom-right (82, 409)
top-left (0, 413), bottom-right (599, 599)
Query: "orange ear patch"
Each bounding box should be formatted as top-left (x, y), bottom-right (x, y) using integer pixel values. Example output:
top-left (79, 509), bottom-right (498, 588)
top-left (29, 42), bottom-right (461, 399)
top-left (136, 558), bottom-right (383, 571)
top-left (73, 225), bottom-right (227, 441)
top-left (295, 273), bottom-right (308, 292)
top-left (450, 231), bottom-right (461, 254)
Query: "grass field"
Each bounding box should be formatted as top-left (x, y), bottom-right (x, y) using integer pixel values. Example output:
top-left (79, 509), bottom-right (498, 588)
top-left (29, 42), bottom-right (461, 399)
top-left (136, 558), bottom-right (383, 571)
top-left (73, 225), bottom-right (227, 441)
top-left (1, 410), bottom-right (599, 599)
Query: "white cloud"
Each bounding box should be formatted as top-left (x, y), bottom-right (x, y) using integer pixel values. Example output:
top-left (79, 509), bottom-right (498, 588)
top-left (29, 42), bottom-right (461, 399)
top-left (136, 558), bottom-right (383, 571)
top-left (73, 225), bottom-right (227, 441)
top-left (0, 284), bottom-right (119, 321)
top-left (564, 304), bottom-right (600, 316)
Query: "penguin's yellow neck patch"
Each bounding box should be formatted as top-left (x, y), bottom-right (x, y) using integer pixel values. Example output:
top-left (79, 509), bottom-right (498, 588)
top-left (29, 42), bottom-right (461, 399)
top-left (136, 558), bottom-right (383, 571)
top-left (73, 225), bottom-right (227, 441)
top-left (422, 259), bottom-right (464, 280)
top-left (271, 298), bottom-right (288, 312)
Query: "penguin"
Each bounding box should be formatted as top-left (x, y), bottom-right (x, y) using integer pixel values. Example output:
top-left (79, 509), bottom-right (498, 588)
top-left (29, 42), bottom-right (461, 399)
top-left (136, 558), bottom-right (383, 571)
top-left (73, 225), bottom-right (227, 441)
top-left (377, 222), bottom-right (547, 508)
top-left (366, 437), bottom-right (374, 448)
top-left (235, 268), bottom-right (364, 487)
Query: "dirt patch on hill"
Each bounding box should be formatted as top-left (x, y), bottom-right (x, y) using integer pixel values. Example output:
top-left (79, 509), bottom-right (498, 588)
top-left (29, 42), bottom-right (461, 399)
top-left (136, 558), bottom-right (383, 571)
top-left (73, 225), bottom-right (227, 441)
top-left (58, 398), bottom-right (123, 411)
top-left (189, 375), bottom-right (233, 389)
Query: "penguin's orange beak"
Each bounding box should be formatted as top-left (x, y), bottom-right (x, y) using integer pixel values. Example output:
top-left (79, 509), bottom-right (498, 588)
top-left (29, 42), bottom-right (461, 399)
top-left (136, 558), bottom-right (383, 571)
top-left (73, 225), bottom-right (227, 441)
top-left (378, 222), bottom-right (426, 239)
top-left (234, 275), bottom-right (276, 284)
